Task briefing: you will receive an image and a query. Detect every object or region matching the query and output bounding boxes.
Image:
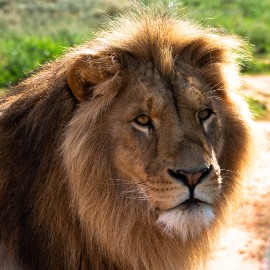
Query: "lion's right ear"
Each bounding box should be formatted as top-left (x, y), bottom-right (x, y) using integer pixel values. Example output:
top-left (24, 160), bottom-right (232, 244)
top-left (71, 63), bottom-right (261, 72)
top-left (67, 54), bottom-right (120, 102)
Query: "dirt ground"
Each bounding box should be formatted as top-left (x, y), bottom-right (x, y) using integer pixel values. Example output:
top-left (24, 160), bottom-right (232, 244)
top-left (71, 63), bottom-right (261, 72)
top-left (208, 75), bottom-right (270, 270)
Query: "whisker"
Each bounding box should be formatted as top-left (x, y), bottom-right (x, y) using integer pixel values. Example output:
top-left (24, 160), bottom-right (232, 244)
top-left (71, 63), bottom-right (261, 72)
top-left (206, 95), bottom-right (224, 101)
top-left (142, 205), bottom-right (154, 217)
top-left (203, 88), bottom-right (224, 97)
top-left (201, 82), bottom-right (213, 93)
top-left (201, 81), bottom-right (223, 93)
top-left (220, 169), bottom-right (239, 176)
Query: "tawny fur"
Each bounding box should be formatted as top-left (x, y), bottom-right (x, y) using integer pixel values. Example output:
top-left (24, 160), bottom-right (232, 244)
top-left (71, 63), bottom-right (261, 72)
top-left (0, 9), bottom-right (255, 270)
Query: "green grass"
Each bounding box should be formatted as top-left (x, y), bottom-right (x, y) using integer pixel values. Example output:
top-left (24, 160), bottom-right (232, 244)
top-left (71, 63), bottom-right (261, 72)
top-left (178, 0), bottom-right (270, 73)
top-left (0, 0), bottom-right (270, 88)
top-left (0, 35), bottom-right (85, 87)
top-left (0, 0), bottom-right (121, 87)
top-left (245, 97), bottom-right (267, 120)
top-left (179, 0), bottom-right (270, 54)
top-left (245, 58), bottom-right (270, 74)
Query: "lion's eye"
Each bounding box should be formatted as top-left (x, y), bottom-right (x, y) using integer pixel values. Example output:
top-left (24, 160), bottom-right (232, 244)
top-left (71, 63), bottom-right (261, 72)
top-left (134, 114), bottom-right (152, 127)
top-left (198, 109), bottom-right (214, 121)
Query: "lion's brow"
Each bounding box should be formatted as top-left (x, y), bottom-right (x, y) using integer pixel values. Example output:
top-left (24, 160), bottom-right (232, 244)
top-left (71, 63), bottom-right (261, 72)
top-left (147, 97), bottom-right (153, 111)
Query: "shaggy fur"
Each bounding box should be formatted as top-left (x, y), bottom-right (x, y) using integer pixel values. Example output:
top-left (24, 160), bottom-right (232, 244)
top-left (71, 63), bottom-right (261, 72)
top-left (0, 10), bottom-right (255, 270)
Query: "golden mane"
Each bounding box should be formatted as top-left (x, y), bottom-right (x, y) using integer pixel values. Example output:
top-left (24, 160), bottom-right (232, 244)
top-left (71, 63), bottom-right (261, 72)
top-left (0, 9), bottom-right (255, 270)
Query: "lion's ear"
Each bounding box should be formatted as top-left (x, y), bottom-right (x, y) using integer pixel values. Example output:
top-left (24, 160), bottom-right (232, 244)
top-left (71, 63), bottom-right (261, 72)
top-left (67, 54), bottom-right (120, 102)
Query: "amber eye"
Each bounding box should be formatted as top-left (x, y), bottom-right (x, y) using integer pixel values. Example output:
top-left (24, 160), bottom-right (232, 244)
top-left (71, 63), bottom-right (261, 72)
top-left (134, 114), bottom-right (152, 127)
top-left (198, 109), bottom-right (214, 121)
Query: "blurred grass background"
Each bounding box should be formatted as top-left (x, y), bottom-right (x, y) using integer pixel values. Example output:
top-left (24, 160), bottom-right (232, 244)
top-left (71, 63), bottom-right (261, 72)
top-left (0, 0), bottom-right (269, 117)
top-left (1, 0), bottom-right (270, 87)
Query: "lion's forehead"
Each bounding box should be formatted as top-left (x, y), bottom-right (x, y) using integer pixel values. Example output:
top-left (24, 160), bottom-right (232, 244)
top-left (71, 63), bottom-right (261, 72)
top-left (133, 71), bottom-right (207, 113)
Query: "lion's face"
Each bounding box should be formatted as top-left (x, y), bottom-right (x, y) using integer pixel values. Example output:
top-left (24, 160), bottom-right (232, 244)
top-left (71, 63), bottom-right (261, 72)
top-left (64, 18), bottom-right (253, 251)
top-left (106, 63), bottom-right (224, 239)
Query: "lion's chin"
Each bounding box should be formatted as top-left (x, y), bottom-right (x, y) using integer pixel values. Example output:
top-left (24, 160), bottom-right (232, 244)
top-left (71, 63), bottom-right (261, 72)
top-left (156, 202), bottom-right (215, 241)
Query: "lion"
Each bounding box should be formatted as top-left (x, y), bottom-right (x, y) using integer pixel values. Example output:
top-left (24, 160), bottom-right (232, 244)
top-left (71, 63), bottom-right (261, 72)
top-left (0, 9), bottom-right (255, 270)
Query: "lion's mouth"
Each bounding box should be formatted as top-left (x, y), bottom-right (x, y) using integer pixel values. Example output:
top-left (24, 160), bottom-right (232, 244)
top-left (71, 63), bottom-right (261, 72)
top-left (181, 198), bottom-right (207, 209)
top-left (182, 198), bottom-right (202, 206)
top-left (169, 198), bottom-right (209, 211)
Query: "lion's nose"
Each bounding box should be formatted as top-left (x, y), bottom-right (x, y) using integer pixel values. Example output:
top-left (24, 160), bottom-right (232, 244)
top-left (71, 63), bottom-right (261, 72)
top-left (168, 166), bottom-right (212, 187)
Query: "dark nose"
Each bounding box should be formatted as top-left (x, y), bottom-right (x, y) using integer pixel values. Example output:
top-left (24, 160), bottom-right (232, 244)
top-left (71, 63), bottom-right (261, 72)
top-left (168, 165), bottom-right (212, 187)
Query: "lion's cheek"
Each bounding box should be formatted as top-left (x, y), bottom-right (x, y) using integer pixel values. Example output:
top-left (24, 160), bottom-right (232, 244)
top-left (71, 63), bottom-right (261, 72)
top-left (113, 145), bottom-right (148, 181)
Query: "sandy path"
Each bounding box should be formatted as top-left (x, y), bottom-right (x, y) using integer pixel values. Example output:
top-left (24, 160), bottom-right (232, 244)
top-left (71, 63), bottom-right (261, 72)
top-left (208, 75), bottom-right (270, 270)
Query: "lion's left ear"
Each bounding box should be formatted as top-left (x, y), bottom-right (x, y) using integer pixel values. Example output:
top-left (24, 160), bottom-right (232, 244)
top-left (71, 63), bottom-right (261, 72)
top-left (67, 53), bottom-right (121, 102)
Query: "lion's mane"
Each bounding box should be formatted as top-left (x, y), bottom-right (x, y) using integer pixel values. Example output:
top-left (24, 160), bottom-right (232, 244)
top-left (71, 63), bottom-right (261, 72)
top-left (0, 9), bottom-right (255, 270)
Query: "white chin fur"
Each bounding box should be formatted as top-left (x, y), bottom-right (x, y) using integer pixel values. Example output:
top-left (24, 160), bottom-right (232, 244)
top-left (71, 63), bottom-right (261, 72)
top-left (156, 204), bottom-right (215, 241)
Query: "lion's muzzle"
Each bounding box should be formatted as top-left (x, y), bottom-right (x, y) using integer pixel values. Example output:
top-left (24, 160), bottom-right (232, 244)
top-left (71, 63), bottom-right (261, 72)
top-left (167, 165), bottom-right (213, 203)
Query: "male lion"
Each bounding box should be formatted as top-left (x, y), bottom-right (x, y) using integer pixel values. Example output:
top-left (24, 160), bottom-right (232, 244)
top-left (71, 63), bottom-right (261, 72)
top-left (0, 10), bottom-right (255, 270)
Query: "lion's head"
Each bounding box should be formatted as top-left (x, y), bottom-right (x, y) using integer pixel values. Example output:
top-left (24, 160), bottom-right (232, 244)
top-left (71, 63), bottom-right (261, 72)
top-left (0, 10), bottom-right (255, 270)
top-left (61, 12), bottom-right (255, 268)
